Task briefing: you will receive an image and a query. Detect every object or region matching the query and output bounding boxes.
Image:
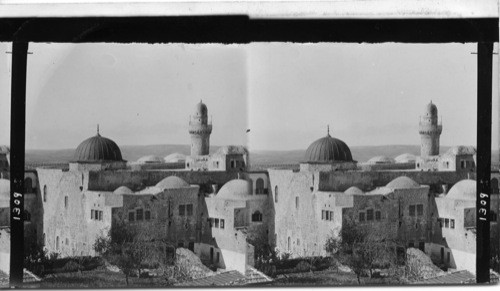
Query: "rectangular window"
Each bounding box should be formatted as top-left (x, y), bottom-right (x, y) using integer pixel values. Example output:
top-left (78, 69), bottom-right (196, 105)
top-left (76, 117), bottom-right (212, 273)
top-left (220, 219), bottom-right (225, 229)
top-left (129, 212), bottom-right (135, 222)
top-left (367, 209), bottom-right (374, 221)
top-left (145, 210), bottom-right (151, 220)
top-left (91, 210), bottom-right (95, 220)
top-left (461, 160), bottom-right (466, 169)
top-left (295, 197), bottom-right (299, 209)
top-left (438, 218), bottom-right (443, 228)
top-left (409, 242), bottom-right (414, 248)
top-left (329, 211), bottom-right (334, 221)
top-left (450, 219), bottom-right (455, 229)
top-left (417, 204), bottom-right (424, 216)
top-left (409, 205), bottom-right (416, 217)
top-left (447, 252), bottom-right (450, 263)
top-left (187, 204), bottom-right (193, 216)
top-left (98, 211), bottom-right (103, 221)
top-left (419, 242), bottom-right (425, 252)
top-left (94, 210), bottom-right (99, 220)
top-left (136, 209), bottom-right (143, 221)
top-left (179, 205), bottom-right (185, 216)
top-left (208, 218), bottom-right (213, 227)
top-left (215, 218), bottom-right (219, 228)
top-left (375, 211), bottom-right (381, 221)
top-left (359, 212), bottom-right (365, 222)
top-left (445, 218), bottom-right (449, 228)
top-left (325, 211), bottom-right (329, 220)
top-left (322, 210), bottom-right (325, 220)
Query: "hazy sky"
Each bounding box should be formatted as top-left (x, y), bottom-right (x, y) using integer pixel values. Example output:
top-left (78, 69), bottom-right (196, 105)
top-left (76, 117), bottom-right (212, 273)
top-left (0, 42), bottom-right (497, 151)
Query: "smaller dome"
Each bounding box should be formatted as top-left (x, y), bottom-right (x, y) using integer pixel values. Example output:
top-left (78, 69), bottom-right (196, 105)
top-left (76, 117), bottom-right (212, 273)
top-left (367, 156), bottom-right (395, 165)
top-left (194, 100), bottom-right (208, 117)
top-left (156, 176), bottom-right (190, 190)
top-left (425, 101), bottom-right (438, 116)
top-left (345, 186), bottom-right (364, 195)
top-left (386, 176), bottom-right (420, 190)
top-left (113, 186), bottom-right (133, 195)
top-left (216, 179), bottom-right (252, 199)
top-left (164, 153), bottom-right (186, 163)
top-left (395, 153), bottom-right (416, 164)
top-left (137, 155), bottom-right (164, 164)
top-left (0, 178), bottom-right (9, 201)
top-left (446, 179), bottom-right (476, 200)
top-left (446, 146), bottom-right (476, 156)
top-left (215, 146), bottom-right (248, 156)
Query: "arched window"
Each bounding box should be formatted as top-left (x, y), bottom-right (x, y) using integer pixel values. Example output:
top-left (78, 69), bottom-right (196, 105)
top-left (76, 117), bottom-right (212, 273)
top-left (274, 186), bottom-right (278, 203)
top-left (43, 185), bottom-right (47, 202)
top-left (256, 178), bottom-right (265, 194)
top-left (24, 177), bottom-right (33, 193)
top-left (252, 211), bottom-right (263, 222)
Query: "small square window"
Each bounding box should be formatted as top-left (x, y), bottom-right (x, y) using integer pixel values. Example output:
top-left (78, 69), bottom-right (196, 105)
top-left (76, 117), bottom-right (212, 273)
top-left (187, 204), bottom-right (193, 216)
top-left (417, 204), bottom-right (424, 216)
top-left (179, 205), bottom-right (185, 216)
top-left (359, 212), bottom-right (365, 222)
top-left (450, 219), bottom-right (455, 229)
top-left (215, 218), bottom-right (220, 228)
top-left (367, 209), bottom-right (374, 221)
top-left (445, 218), bottom-right (449, 228)
top-left (325, 211), bottom-right (329, 220)
top-left (136, 209), bottom-right (143, 221)
top-left (94, 210), bottom-right (99, 220)
top-left (220, 219), bottom-right (225, 229)
top-left (409, 205), bottom-right (416, 217)
top-left (329, 211), bottom-right (334, 221)
top-left (98, 211), bottom-right (103, 221)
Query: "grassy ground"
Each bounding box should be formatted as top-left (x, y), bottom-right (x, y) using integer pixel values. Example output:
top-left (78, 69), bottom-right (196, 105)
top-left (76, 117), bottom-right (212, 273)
top-left (39, 268), bottom-right (172, 288)
top-left (267, 269), bottom-right (402, 286)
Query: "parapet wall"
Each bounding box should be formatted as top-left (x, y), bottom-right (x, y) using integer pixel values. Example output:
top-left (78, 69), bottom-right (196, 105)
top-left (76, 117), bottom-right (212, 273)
top-left (318, 170), bottom-right (475, 192)
top-left (88, 170), bottom-right (239, 192)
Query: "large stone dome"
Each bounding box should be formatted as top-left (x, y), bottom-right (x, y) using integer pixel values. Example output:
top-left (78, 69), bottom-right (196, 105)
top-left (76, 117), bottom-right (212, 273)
top-left (216, 179), bottom-right (252, 199)
top-left (304, 132), bottom-right (353, 163)
top-left (74, 132), bottom-right (123, 162)
top-left (446, 179), bottom-right (475, 200)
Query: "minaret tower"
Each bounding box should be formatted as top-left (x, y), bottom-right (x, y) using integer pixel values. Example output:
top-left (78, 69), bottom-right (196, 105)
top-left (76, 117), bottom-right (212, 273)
top-left (189, 100), bottom-right (212, 156)
top-left (419, 101), bottom-right (442, 157)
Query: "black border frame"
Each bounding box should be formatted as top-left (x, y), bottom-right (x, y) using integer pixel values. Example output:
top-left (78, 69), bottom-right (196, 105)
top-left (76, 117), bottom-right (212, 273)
top-left (3, 15), bottom-right (499, 286)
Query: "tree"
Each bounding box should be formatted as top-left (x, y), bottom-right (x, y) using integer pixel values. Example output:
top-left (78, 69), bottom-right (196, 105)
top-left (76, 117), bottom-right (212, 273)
top-left (94, 219), bottom-right (166, 285)
top-left (324, 219), bottom-right (397, 284)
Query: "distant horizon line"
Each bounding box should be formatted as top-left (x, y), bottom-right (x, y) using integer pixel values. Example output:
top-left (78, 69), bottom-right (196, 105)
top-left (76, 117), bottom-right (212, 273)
top-left (22, 143), bottom-right (484, 152)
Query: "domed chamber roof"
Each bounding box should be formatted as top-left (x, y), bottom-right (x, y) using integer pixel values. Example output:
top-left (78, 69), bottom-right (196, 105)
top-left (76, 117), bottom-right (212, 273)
top-left (446, 179), bottom-right (476, 200)
top-left (446, 146), bottom-right (476, 156)
top-left (304, 130), bottom-right (353, 163)
top-left (164, 153), bottom-right (186, 163)
top-left (344, 186), bottom-right (364, 195)
top-left (194, 100), bottom-right (208, 116)
top-left (155, 176), bottom-right (190, 190)
top-left (425, 101), bottom-right (438, 116)
top-left (395, 153), bottom-right (416, 163)
top-left (0, 178), bottom-right (9, 201)
top-left (367, 156), bottom-right (395, 164)
top-left (113, 186), bottom-right (133, 195)
top-left (386, 176), bottom-right (420, 190)
top-left (215, 146), bottom-right (248, 156)
top-left (74, 129), bottom-right (123, 162)
top-left (137, 155), bottom-right (164, 164)
top-left (216, 179), bottom-right (252, 199)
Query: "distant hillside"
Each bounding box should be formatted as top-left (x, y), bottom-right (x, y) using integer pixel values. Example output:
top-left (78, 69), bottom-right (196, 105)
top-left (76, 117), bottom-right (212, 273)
top-left (26, 144), bottom-right (498, 166)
